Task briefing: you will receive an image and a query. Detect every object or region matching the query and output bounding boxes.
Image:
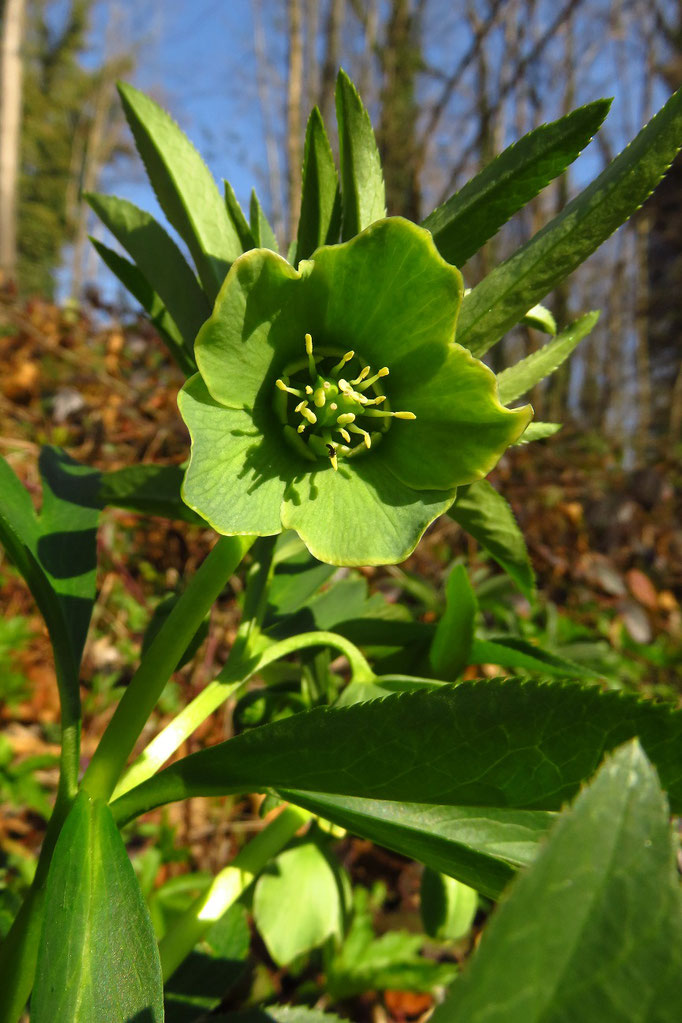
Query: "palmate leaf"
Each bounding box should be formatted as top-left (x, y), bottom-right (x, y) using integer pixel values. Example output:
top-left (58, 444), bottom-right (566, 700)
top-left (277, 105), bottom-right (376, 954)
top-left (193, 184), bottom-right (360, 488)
top-left (432, 742), bottom-right (682, 1022)
top-left (31, 792), bottom-right (163, 1023)
top-left (90, 238), bottom-right (196, 375)
top-left (86, 193), bottom-right (210, 349)
top-left (335, 69), bottom-right (385, 239)
top-left (448, 480), bottom-right (535, 599)
top-left (0, 449), bottom-right (100, 731)
top-left (111, 679), bottom-right (682, 826)
top-left (117, 81), bottom-right (241, 301)
top-left (423, 99), bottom-right (611, 267)
top-left (458, 85), bottom-right (682, 356)
top-left (296, 106), bottom-right (341, 262)
top-left (497, 311), bottom-right (599, 404)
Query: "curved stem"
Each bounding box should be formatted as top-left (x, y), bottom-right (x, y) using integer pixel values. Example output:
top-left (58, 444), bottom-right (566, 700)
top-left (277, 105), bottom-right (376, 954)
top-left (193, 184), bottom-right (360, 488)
top-left (114, 630), bottom-right (374, 798)
top-left (159, 804), bottom-right (310, 979)
top-left (82, 535), bottom-right (254, 802)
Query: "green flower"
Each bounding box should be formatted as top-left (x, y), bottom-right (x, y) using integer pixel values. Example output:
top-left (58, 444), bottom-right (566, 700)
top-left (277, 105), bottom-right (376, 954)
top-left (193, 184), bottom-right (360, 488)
top-left (178, 218), bottom-right (531, 566)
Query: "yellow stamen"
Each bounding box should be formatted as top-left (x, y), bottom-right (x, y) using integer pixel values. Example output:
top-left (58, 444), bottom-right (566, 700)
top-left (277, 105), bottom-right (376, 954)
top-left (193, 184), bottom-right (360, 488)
top-left (330, 402), bottom-right (338, 411)
top-left (349, 424), bottom-right (372, 448)
top-left (294, 399), bottom-right (308, 413)
top-left (364, 394), bottom-right (386, 406)
top-left (363, 409), bottom-right (416, 420)
top-left (350, 365), bottom-right (370, 385)
top-left (331, 351), bottom-right (354, 375)
top-left (305, 333), bottom-right (317, 378)
top-left (337, 412), bottom-right (356, 426)
top-left (313, 387), bottom-right (326, 408)
top-left (305, 384), bottom-right (313, 395)
top-left (297, 422), bottom-right (306, 433)
top-left (301, 406), bottom-right (317, 424)
top-left (276, 378), bottom-right (303, 397)
top-left (357, 367), bottom-right (389, 391)
top-left (337, 380), bottom-right (368, 404)
top-left (338, 427), bottom-right (351, 443)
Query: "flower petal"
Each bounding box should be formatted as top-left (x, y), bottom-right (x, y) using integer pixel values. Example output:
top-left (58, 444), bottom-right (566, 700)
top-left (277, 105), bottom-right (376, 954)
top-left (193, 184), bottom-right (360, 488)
top-left (179, 374), bottom-right (299, 536)
top-left (281, 457), bottom-right (456, 566)
top-left (195, 249), bottom-right (302, 410)
top-left (303, 217), bottom-right (463, 376)
top-left (384, 343), bottom-right (533, 491)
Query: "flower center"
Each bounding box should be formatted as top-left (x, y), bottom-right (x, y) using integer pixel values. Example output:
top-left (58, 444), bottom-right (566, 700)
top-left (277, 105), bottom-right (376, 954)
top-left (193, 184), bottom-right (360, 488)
top-left (274, 333), bottom-right (416, 470)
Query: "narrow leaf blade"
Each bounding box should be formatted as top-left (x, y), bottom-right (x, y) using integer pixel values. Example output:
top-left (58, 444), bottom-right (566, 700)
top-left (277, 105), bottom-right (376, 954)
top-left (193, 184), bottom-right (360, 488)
top-left (335, 69), bottom-right (386, 239)
top-left (423, 99), bottom-right (611, 267)
top-left (429, 565), bottom-right (477, 679)
top-left (497, 311), bottom-right (599, 404)
top-left (432, 742), bottom-right (682, 1023)
top-left (249, 190), bottom-right (279, 251)
top-left (32, 792), bottom-right (163, 1023)
top-left (297, 106), bottom-right (341, 262)
top-left (458, 86), bottom-right (682, 356)
top-left (117, 81), bottom-right (240, 299)
top-left (448, 480), bottom-right (535, 599)
top-left (224, 180), bottom-right (256, 251)
top-left (97, 463), bottom-right (204, 523)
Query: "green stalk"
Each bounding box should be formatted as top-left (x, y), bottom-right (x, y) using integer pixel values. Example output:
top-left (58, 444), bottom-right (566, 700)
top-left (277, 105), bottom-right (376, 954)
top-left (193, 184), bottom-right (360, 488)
top-left (82, 535), bottom-right (254, 802)
top-left (114, 630), bottom-right (375, 798)
top-left (159, 804), bottom-right (311, 979)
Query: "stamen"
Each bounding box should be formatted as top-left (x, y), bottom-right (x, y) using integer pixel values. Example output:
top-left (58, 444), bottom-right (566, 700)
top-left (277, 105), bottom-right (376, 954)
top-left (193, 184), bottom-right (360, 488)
top-left (297, 422), bottom-right (306, 433)
top-left (327, 445), bottom-right (338, 471)
top-left (276, 378), bottom-right (304, 398)
top-left (364, 394), bottom-right (386, 406)
top-left (305, 333), bottom-right (317, 378)
top-left (294, 399), bottom-right (308, 413)
top-left (337, 380), bottom-right (368, 404)
top-left (313, 387), bottom-right (326, 408)
top-left (305, 384), bottom-right (313, 395)
top-left (337, 412), bottom-right (356, 426)
top-left (301, 406), bottom-right (318, 424)
top-left (330, 402), bottom-right (338, 411)
top-left (357, 367), bottom-right (389, 391)
top-left (363, 409), bottom-right (416, 420)
top-left (349, 424), bottom-right (372, 449)
top-left (337, 427), bottom-right (351, 443)
top-left (331, 351), bottom-right (354, 375)
top-left (350, 365), bottom-right (370, 385)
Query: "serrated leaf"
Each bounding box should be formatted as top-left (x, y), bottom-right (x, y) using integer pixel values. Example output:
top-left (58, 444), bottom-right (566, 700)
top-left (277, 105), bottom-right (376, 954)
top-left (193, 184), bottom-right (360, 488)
top-left (458, 86), bottom-right (682, 356)
top-left (90, 238), bottom-right (195, 374)
top-left (280, 790), bottom-right (551, 899)
top-left (513, 421), bottom-right (562, 444)
top-left (86, 193), bottom-right (210, 350)
top-left (250, 190), bottom-right (279, 251)
top-left (296, 106), bottom-right (341, 262)
top-left (111, 679), bottom-right (682, 825)
top-left (423, 100), bottom-right (611, 267)
top-left (519, 302), bottom-right (557, 334)
top-left (429, 565), bottom-right (477, 679)
top-left (497, 311), bottom-right (599, 404)
top-left (448, 480), bottom-right (535, 599)
top-left (31, 792), bottom-right (163, 1022)
top-left (432, 742), bottom-right (682, 1022)
top-left (335, 69), bottom-right (386, 239)
top-left (117, 81), bottom-right (240, 299)
top-left (97, 463), bottom-right (204, 523)
top-left (470, 637), bottom-right (598, 680)
top-left (224, 180), bottom-right (256, 251)
top-left (0, 449), bottom-right (100, 727)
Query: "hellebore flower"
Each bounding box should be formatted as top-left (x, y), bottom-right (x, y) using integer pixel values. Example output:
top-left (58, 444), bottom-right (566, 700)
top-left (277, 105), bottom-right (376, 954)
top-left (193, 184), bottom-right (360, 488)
top-left (178, 217), bottom-right (531, 566)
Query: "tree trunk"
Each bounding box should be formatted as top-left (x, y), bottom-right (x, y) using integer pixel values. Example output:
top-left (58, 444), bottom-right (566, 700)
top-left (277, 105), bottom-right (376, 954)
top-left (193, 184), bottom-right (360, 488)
top-left (0, 0), bottom-right (25, 283)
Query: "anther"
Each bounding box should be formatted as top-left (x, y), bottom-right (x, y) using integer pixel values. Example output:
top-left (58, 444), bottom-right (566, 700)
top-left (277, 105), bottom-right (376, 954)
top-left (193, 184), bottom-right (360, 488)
top-left (294, 399), bottom-right (308, 413)
top-left (364, 395), bottom-right (386, 406)
top-left (276, 378), bottom-right (304, 398)
top-left (349, 424), bottom-right (372, 449)
top-left (305, 333), bottom-right (317, 378)
top-left (357, 367), bottom-right (389, 391)
top-left (363, 409), bottom-right (416, 420)
top-left (350, 366), bottom-right (370, 385)
top-left (337, 412), bottom-right (356, 426)
top-left (305, 384), bottom-right (313, 395)
top-left (301, 406), bottom-right (318, 424)
top-left (337, 380), bottom-right (368, 404)
top-left (338, 427), bottom-right (351, 443)
top-left (313, 387), bottom-right (326, 408)
top-left (331, 351), bottom-right (354, 375)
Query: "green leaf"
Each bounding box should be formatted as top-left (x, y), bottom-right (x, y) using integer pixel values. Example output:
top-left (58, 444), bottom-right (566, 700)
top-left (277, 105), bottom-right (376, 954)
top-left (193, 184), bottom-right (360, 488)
top-left (90, 238), bottom-right (196, 375)
top-left (296, 106), bottom-right (341, 262)
top-left (335, 69), bottom-right (386, 239)
top-left (423, 100), bottom-right (611, 267)
top-left (429, 565), bottom-right (477, 679)
top-left (86, 192), bottom-right (210, 349)
top-left (0, 449), bottom-right (100, 726)
top-left (224, 180), bottom-right (256, 251)
top-left (97, 463), bottom-right (204, 523)
top-left (497, 311), bottom-right (599, 404)
top-left (458, 86), bottom-right (682, 356)
top-left (111, 679), bottom-right (682, 824)
top-left (519, 302), bottom-right (557, 334)
top-left (513, 421), bottom-right (562, 444)
top-left (253, 840), bottom-right (345, 966)
top-left (280, 790), bottom-right (551, 899)
top-left (250, 190), bottom-right (279, 251)
top-left (117, 81), bottom-right (240, 300)
top-left (421, 869), bottom-right (478, 941)
top-left (432, 742), bottom-right (682, 1022)
top-left (448, 480), bottom-right (535, 599)
top-left (470, 637), bottom-right (599, 680)
top-left (220, 1007), bottom-right (346, 1023)
top-left (31, 792), bottom-right (163, 1022)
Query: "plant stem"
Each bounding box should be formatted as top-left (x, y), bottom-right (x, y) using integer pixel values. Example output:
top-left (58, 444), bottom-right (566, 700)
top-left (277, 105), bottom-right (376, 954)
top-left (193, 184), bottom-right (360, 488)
top-left (82, 535), bottom-right (254, 802)
top-left (114, 630), bottom-right (375, 798)
top-left (159, 804), bottom-right (310, 979)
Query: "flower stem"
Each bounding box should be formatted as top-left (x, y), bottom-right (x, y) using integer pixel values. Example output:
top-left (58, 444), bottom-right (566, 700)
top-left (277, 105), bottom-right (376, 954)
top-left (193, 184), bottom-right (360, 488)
top-left (114, 630), bottom-right (374, 798)
top-left (82, 535), bottom-right (254, 803)
top-left (159, 804), bottom-right (310, 980)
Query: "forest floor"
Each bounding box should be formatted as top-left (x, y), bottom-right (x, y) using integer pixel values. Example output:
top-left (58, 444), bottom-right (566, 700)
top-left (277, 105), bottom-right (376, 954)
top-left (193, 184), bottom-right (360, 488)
top-left (1, 295), bottom-right (681, 1022)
